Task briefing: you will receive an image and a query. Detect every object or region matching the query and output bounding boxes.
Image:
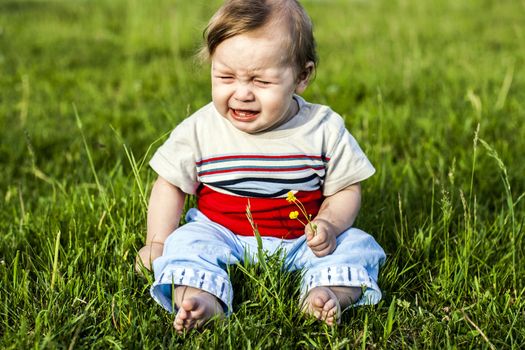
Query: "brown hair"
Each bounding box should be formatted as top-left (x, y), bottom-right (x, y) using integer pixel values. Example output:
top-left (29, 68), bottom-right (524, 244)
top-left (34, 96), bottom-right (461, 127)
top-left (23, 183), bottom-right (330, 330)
top-left (199, 0), bottom-right (318, 74)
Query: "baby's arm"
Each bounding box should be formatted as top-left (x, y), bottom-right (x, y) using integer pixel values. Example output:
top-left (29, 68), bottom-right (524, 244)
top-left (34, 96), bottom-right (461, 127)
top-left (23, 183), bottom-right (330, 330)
top-left (306, 183), bottom-right (362, 257)
top-left (135, 176), bottom-right (186, 272)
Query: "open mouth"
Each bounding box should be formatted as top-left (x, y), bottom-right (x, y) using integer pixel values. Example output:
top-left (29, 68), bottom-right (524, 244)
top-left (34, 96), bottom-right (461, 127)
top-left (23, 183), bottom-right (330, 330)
top-left (230, 108), bottom-right (259, 122)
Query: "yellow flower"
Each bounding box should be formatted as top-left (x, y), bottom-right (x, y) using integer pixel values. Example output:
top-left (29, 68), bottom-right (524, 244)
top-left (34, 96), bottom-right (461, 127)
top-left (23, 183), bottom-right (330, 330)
top-left (285, 190), bottom-right (317, 236)
top-left (289, 211), bottom-right (299, 219)
top-left (286, 191), bottom-right (297, 203)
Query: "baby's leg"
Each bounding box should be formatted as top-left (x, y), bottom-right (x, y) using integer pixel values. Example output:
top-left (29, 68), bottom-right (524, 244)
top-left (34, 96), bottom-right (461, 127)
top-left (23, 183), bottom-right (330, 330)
top-left (151, 210), bottom-right (248, 332)
top-left (173, 286), bottom-right (224, 333)
top-left (302, 286), bottom-right (361, 325)
top-left (293, 228), bottom-right (386, 325)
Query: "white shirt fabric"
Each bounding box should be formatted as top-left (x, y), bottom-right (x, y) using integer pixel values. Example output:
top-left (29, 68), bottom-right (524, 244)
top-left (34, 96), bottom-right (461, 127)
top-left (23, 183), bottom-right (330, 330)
top-left (150, 96), bottom-right (375, 198)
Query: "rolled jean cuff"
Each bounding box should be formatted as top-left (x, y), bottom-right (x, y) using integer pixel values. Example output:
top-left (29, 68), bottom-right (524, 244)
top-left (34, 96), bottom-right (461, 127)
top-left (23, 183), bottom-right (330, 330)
top-left (150, 266), bottom-right (234, 314)
top-left (301, 265), bottom-right (382, 306)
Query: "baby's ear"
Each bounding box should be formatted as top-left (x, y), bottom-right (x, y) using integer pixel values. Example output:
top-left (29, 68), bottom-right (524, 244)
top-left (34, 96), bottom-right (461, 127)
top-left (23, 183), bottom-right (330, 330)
top-left (295, 61), bottom-right (315, 94)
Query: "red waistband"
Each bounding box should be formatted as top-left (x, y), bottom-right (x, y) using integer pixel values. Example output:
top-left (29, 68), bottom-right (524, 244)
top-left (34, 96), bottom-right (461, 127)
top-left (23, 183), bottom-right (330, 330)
top-left (197, 186), bottom-right (323, 239)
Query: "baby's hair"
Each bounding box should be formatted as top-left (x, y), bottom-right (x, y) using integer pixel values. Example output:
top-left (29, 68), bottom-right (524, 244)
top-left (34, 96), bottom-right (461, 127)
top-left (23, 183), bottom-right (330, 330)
top-left (198, 0), bottom-right (318, 74)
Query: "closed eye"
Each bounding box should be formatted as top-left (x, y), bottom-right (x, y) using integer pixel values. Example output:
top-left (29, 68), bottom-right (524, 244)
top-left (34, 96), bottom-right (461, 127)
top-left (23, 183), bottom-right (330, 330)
top-left (216, 75), bottom-right (234, 82)
top-left (254, 79), bottom-right (272, 86)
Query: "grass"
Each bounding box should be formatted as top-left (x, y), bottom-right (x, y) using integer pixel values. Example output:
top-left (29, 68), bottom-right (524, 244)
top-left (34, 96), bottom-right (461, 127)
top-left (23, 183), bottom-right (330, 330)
top-left (1, 0), bottom-right (524, 348)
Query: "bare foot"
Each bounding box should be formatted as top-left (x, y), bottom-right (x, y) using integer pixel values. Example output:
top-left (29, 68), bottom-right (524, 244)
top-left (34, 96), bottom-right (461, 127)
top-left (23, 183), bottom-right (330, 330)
top-left (173, 290), bottom-right (224, 333)
top-left (301, 286), bottom-right (341, 326)
top-left (302, 286), bottom-right (362, 326)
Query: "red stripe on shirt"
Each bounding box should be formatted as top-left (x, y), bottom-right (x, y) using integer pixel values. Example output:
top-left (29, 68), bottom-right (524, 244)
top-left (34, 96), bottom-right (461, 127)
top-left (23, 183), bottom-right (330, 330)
top-left (199, 165), bottom-right (325, 176)
top-left (196, 154), bottom-right (330, 166)
top-left (197, 185), bottom-right (323, 239)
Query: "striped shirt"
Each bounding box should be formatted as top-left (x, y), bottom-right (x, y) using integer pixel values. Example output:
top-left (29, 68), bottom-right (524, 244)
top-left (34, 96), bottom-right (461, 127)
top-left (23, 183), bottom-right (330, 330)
top-left (150, 96), bottom-right (375, 238)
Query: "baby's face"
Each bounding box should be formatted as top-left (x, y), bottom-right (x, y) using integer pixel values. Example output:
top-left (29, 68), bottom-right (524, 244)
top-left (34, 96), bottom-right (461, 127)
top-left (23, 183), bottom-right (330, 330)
top-left (211, 25), bottom-right (308, 134)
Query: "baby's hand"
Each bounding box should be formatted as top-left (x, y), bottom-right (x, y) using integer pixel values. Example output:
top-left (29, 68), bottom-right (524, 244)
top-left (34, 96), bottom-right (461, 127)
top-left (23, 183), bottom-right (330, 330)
top-left (135, 243), bottom-right (164, 274)
top-left (305, 218), bottom-right (337, 257)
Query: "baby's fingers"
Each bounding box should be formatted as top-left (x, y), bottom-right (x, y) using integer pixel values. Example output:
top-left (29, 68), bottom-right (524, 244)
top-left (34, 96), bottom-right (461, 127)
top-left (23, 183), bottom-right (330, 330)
top-left (309, 242), bottom-right (332, 257)
top-left (307, 231), bottom-right (329, 250)
top-left (308, 239), bottom-right (329, 251)
top-left (305, 223), bottom-right (317, 239)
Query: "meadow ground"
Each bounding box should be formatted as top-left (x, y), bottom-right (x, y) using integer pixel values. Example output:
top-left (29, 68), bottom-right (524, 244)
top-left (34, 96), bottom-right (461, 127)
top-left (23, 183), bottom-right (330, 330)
top-left (1, 0), bottom-right (524, 348)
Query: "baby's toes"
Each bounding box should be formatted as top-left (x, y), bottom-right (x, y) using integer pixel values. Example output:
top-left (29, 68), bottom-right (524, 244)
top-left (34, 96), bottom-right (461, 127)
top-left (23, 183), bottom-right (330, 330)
top-left (323, 298), bottom-right (337, 312)
top-left (173, 318), bottom-right (185, 333)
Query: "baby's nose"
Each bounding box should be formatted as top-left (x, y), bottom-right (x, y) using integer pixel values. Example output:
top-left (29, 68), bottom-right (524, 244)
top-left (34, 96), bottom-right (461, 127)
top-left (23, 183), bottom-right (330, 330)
top-left (233, 83), bottom-right (255, 101)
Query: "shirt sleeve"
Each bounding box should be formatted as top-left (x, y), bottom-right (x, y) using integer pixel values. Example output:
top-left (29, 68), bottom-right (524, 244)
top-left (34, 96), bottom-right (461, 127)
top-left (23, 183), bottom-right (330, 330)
top-left (322, 124), bottom-right (375, 196)
top-left (149, 118), bottom-right (200, 195)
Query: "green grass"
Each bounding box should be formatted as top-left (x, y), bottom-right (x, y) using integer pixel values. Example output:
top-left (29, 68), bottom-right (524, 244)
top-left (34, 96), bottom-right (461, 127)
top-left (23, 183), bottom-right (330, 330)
top-left (1, 0), bottom-right (524, 348)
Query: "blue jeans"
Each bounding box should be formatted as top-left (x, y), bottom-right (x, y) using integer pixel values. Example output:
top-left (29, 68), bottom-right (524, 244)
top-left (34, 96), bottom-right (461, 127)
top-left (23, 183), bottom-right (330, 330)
top-left (151, 208), bottom-right (386, 314)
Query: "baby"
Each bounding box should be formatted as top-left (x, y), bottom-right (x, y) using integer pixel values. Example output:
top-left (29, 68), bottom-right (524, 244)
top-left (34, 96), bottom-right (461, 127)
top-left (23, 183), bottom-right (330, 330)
top-left (137, 0), bottom-right (386, 333)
